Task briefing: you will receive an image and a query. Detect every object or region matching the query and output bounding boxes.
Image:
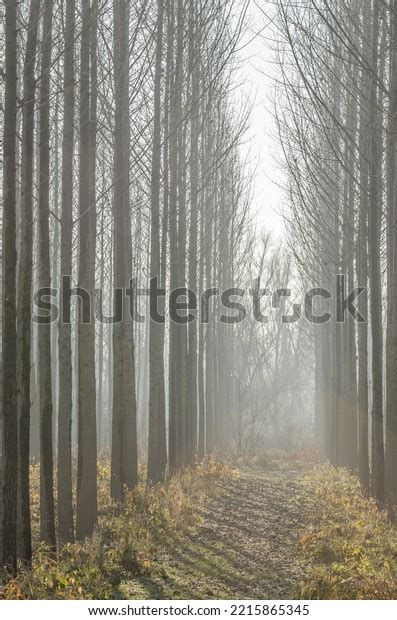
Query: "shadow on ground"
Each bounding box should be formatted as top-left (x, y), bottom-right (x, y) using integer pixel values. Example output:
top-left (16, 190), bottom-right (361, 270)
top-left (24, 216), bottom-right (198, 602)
top-left (119, 464), bottom-right (315, 599)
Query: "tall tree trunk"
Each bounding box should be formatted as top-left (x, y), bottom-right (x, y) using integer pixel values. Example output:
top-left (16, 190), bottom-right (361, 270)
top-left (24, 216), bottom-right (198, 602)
top-left (2, 0), bottom-right (18, 574)
top-left (369, 0), bottom-right (385, 504)
top-left (187, 0), bottom-right (199, 462)
top-left (121, 4), bottom-right (138, 492)
top-left (216, 164), bottom-right (228, 453)
top-left (76, 0), bottom-right (97, 539)
top-left (58, 0), bottom-right (75, 545)
top-left (339, 62), bottom-right (358, 470)
top-left (97, 212), bottom-right (105, 453)
top-left (357, 1), bottom-right (371, 492)
top-left (16, 0), bottom-right (41, 565)
top-left (204, 113), bottom-right (214, 454)
top-left (173, 0), bottom-right (188, 466)
top-left (148, 0), bottom-right (167, 483)
top-left (197, 173), bottom-right (205, 460)
top-left (386, 0), bottom-right (397, 501)
top-left (38, 0), bottom-right (56, 549)
top-left (158, 0), bottom-right (172, 480)
top-left (168, 0), bottom-right (180, 469)
top-left (51, 74), bottom-right (60, 461)
top-left (91, 0), bottom-right (99, 449)
top-left (157, 0), bottom-right (172, 472)
top-left (111, 0), bottom-right (138, 499)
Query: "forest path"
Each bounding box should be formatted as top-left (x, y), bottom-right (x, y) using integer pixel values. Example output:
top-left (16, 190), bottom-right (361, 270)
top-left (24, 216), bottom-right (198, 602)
top-left (121, 463), bottom-right (315, 599)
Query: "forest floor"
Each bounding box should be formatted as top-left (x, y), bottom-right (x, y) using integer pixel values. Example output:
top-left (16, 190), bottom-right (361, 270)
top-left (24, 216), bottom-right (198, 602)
top-left (121, 461), bottom-right (314, 599)
top-left (1, 456), bottom-right (396, 600)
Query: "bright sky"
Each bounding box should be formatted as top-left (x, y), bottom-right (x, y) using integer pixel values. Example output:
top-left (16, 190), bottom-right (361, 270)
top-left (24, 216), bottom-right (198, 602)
top-left (235, 0), bottom-right (285, 239)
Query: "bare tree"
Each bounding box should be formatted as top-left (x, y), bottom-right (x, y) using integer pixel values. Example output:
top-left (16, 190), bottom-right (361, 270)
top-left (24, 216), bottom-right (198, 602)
top-left (386, 0), bottom-right (397, 502)
top-left (16, 0), bottom-right (41, 564)
top-left (58, 0), bottom-right (75, 545)
top-left (76, 0), bottom-right (98, 539)
top-left (2, 0), bottom-right (19, 574)
top-left (111, 0), bottom-right (138, 500)
top-left (38, 0), bottom-right (56, 549)
top-left (148, 0), bottom-right (167, 484)
top-left (369, 0), bottom-right (385, 504)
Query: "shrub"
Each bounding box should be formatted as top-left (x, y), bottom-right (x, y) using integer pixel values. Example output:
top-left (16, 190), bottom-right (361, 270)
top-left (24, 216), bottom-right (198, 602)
top-left (299, 465), bottom-right (397, 600)
top-left (0, 456), bottom-right (234, 600)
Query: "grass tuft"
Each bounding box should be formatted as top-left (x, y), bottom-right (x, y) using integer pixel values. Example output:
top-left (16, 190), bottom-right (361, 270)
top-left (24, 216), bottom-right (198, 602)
top-left (299, 465), bottom-right (397, 600)
top-left (0, 456), bottom-right (234, 600)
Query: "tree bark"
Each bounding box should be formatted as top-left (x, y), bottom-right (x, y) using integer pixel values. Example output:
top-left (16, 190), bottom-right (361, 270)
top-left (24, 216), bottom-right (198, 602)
top-left (2, 0), bottom-right (18, 574)
top-left (386, 0), bottom-right (397, 502)
top-left (38, 0), bottom-right (56, 549)
top-left (76, 0), bottom-right (98, 540)
top-left (369, 0), bottom-right (385, 504)
top-left (357, 1), bottom-right (371, 491)
top-left (58, 0), bottom-right (75, 545)
top-left (148, 0), bottom-right (167, 484)
top-left (168, 0), bottom-right (180, 469)
top-left (187, 0), bottom-right (199, 462)
top-left (16, 0), bottom-right (41, 565)
top-left (111, 0), bottom-right (138, 500)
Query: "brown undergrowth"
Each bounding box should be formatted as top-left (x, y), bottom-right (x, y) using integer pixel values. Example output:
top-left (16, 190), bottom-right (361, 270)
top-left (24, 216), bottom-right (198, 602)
top-left (2, 455), bottom-right (396, 600)
top-left (0, 456), bottom-right (235, 600)
top-left (299, 465), bottom-right (397, 599)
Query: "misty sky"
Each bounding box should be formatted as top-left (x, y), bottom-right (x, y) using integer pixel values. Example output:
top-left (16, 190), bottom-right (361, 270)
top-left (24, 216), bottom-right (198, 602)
top-left (235, 0), bottom-right (285, 239)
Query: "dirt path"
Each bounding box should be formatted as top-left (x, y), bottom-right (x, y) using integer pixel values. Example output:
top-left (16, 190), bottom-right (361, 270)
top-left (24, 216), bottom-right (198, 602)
top-left (121, 464), bottom-right (315, 599)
